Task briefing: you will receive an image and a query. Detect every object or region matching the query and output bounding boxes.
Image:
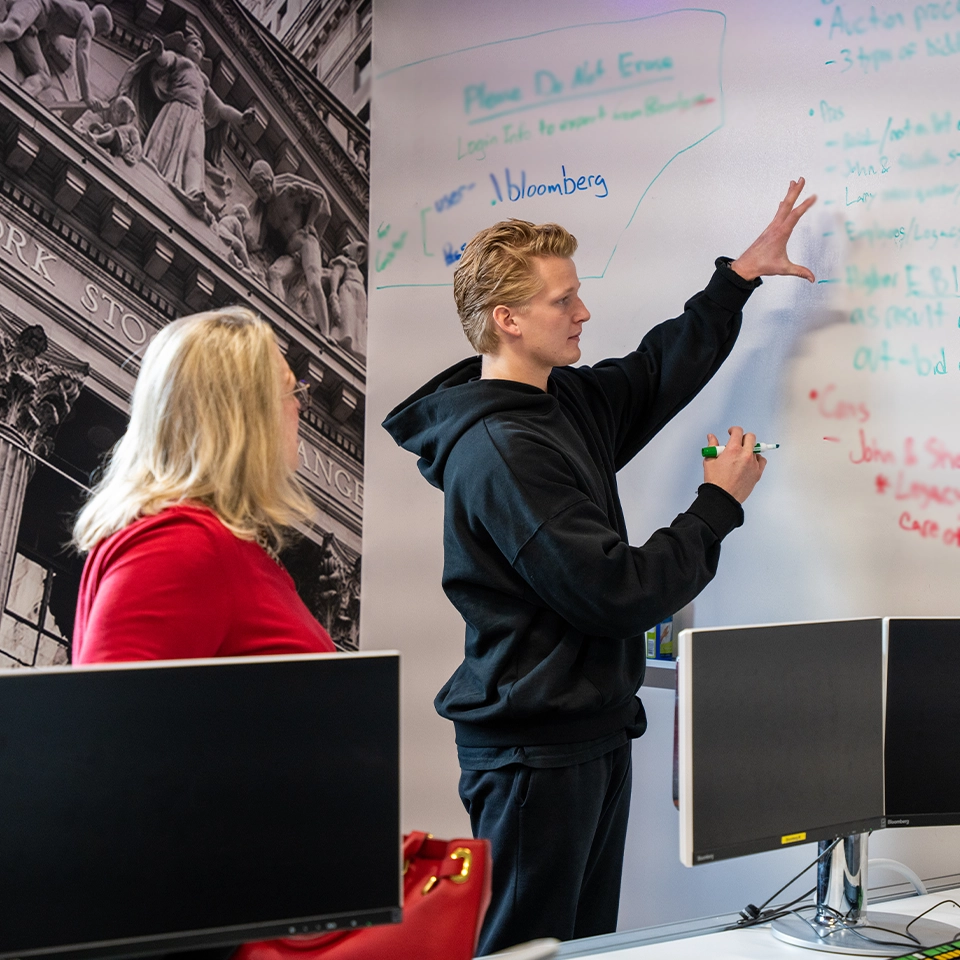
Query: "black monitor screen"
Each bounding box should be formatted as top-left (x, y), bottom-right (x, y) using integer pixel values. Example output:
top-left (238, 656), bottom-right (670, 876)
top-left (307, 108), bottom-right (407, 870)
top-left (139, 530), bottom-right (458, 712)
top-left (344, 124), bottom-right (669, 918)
top-left (885, 618), bottom-right (960, 827)
top-left (679, 620), bottom-right (885, 866)
top-left (0, 652), bottom-right (401, 960)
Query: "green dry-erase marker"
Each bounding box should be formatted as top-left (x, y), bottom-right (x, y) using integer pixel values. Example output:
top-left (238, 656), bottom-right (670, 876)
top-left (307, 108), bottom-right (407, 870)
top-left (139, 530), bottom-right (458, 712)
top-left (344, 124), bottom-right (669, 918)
top-left (702, 442), bottom-right (780, 458)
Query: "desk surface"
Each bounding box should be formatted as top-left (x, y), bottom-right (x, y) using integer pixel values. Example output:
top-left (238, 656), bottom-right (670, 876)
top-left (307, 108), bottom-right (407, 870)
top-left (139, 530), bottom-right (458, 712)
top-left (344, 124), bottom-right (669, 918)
top-left (552, 889), bottom-right (960, 959)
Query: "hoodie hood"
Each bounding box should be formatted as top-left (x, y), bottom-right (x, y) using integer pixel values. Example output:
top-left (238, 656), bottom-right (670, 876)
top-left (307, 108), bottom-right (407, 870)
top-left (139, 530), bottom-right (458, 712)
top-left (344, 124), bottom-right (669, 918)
top-left (383, 357), bottom-right (557, 490)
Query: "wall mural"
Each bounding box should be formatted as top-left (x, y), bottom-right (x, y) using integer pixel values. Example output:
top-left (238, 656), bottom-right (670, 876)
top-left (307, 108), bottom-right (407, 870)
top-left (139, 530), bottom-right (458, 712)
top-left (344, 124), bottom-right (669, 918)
top-left (0, 0), bottom-right (370, 662)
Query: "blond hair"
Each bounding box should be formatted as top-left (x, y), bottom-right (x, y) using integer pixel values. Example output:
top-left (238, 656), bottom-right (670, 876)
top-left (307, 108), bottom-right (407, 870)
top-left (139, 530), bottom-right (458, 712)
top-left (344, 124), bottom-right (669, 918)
top-left (73, 307), bottom-right (313, 553)
top-left (453, 219), bottom-right (578, 353)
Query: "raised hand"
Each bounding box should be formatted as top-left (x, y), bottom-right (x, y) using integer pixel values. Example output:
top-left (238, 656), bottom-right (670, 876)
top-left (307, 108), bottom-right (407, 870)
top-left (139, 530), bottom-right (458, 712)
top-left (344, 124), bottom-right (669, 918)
top-left (730, 178), bottom-right (817, 283)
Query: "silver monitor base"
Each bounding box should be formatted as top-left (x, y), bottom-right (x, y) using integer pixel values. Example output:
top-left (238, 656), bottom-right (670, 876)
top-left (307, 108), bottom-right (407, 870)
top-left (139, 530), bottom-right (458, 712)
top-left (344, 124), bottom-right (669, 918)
top-left (773, 911), bottom-right (960, 956)
top-left (769, 834), bottom-right (960, 955)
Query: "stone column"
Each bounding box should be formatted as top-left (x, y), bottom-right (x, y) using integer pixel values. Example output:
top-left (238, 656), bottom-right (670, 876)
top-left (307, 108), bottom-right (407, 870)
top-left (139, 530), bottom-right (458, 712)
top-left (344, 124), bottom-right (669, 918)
top-left (0, 325), bottom-right (89, 612)
top-left (0, 425), bottom-right (33, 604)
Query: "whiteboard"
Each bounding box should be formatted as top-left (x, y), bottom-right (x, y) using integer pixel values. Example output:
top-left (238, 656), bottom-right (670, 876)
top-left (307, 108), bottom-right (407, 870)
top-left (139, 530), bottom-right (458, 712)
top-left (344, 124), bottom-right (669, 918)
top-left (363, 0), bottom-right (960, 925)
top-left (369, 0), bottom-right (960, 627)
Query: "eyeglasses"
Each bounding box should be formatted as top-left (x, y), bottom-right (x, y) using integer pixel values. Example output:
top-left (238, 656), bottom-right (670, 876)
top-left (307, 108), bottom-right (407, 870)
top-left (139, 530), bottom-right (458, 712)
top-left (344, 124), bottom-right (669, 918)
top-left (287, 381), bottom-right (311, 404)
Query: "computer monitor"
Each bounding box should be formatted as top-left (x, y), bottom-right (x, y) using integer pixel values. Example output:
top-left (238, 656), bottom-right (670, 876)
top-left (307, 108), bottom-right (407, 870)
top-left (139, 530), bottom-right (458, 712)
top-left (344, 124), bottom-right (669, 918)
top-left (0, 651), bottom-right (401, 960)
top-left (884, 617), bottom-right (960, 827)
top-left (678, 618), bottom-right (960, 955)
top-left (678, 618), bottom-right (885, 868)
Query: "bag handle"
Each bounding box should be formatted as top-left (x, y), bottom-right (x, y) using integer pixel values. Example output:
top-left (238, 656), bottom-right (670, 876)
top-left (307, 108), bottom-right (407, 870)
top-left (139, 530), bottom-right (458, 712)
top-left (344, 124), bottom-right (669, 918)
top-left (421, 846), bottom-right (474, 894)
top-left (402, 830), bottom-right (432, 872)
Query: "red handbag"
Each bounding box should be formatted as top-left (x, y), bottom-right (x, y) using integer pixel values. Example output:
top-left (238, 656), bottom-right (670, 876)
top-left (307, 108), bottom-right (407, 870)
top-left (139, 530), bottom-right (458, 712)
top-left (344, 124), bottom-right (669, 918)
top-left (234, 831), bottom-right (492, 960)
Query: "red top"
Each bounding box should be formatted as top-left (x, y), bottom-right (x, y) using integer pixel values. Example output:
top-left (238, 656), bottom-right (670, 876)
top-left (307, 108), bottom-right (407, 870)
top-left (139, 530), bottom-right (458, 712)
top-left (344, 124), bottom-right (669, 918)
top-left (73, 504), bottom-right (335, 663)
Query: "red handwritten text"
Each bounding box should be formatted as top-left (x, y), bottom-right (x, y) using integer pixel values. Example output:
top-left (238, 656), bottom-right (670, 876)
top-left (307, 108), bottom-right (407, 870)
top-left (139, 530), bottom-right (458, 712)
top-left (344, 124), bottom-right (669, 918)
top-left (809, 384), bottom-right (870, 423)
top-left (892, 471), bottom-right (960, 509)
top-left (899, 511), bottom-right (940, 538)
top-left (850, 429), bottom-right (896, 464)
top-left (925, 437), bottom-right (960, 470)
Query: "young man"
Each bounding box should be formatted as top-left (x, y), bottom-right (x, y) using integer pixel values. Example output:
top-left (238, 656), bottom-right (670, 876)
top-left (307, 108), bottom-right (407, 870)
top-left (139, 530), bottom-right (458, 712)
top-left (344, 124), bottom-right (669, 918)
top-left (383, 180), bottom-right (816, 955)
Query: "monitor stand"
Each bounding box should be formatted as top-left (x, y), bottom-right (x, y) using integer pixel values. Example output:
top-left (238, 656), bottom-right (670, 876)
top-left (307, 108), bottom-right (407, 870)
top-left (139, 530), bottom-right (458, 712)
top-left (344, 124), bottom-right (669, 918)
top-left (772, 833), bottom-right (959, 955)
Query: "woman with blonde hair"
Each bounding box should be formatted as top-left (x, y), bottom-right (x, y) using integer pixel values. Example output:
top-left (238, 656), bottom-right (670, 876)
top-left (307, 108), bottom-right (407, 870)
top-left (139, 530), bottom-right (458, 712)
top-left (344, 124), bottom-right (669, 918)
top-left (72, 306), bottom-right (334, 662)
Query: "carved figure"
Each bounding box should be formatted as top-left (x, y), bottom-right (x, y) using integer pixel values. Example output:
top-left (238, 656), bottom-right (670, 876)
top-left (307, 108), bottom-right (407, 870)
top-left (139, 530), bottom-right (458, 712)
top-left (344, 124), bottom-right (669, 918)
top-left (217, 203), bottom-right (252, 270)
top-left (311, 531), bottom-right (360, 649)
top-left (119, 26), bottom-right (255, 220)
top-left (83, 96), bottom-right (142, 165)
top-left (0, 0), bottom-right (112, 104)
top-left (327, 239), bottom-right (367, 357)
top-left (315, 532), bottom-right (343, 604)
top-left (340, 555), bottom-right (361, 650)
top-left (246, 159), bottom-right (331, 335)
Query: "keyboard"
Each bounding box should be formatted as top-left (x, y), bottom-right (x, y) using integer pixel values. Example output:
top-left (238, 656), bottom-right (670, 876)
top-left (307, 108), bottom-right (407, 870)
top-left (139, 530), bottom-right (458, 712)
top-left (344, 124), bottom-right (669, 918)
top-left (890, 941), bottom-right (960, 960)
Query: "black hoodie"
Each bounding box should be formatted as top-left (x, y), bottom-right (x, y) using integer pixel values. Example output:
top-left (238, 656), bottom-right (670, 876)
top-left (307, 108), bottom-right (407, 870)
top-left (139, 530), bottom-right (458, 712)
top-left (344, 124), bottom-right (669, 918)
top-left (383, 261), bottom-right (758, 749)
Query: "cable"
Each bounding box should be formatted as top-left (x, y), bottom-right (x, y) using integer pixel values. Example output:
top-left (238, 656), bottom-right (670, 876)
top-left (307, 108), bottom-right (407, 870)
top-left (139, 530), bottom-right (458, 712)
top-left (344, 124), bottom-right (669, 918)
top-left (813, 904), bottom-right (921, 949)
top-left (869, 858), bottom-right (928, 897)
top-left (734, 838), bottom-right (841, 928)
top-left (787, 899), bottom-right (960, 950)
top-left (735, 886), bottom-right (817, 927)
top-left (788, 906), bottom-right (919, 949)
top-left (905, 899), bottom-right (960, 940)
top-left (843, 922), bottom-right (919, 949)
top-left (738, 862), bottom-right (960, 947)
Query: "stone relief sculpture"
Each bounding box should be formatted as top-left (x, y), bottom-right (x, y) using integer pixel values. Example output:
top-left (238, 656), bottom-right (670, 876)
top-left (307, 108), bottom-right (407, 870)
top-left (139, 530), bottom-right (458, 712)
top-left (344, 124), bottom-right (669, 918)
top-left (217, 203), bottom-right (254, 272)
top-left (0, 0), bottom-right (112, 105)
top-left (327, 239), bottom-right (367, 358)
top-left (279, 532), bottom-right (360, 652)
top-left (246, 159), bottom-right (332, 334)
top-left (0, 3), bottom-right (368, 664)
top-left (313, 532), bottom-right (360, 650)
top-left (118, 25), bottom-right (255, 220)
top-left (1, 9), bottom-right (367, 354)
top-left (341, 555), bottom-right (361, 650)
top-left (81, 95), bottom-right (142, 165)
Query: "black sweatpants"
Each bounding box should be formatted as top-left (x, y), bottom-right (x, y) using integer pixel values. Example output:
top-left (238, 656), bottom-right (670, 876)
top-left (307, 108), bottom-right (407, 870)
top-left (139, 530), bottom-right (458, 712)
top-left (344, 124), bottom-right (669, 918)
top-left (458, 742), bottom-right (633, 956)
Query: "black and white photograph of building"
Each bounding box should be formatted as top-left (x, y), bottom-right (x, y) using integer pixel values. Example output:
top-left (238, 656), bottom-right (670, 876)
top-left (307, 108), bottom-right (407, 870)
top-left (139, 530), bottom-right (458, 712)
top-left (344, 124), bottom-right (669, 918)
top-left (0, 0), bottom-right (371, 664)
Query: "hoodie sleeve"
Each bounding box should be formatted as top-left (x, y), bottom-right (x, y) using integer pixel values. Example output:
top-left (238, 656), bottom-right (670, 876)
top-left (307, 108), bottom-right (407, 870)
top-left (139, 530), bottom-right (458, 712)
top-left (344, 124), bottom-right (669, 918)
top-left (513, 483), bottom-right (742, 639)
top-left (573, 260), bottom-right (760, 470)
top-left (461, 421), bottom-right (743, 640)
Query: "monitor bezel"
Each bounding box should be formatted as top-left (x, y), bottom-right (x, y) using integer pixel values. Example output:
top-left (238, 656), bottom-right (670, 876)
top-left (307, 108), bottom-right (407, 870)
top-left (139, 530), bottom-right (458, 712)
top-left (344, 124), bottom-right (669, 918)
top-left (678, 619), bottom-right (886, 867)
top-left (0, 651), bottom-right (402, 960)
top-left (882, 617), bottom-right (960, 829)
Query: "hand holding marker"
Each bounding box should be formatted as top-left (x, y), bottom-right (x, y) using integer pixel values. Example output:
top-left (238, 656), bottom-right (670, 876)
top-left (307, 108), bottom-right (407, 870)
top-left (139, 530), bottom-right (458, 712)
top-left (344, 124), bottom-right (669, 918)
top-left (701, 428), bottom-right (769, 505)
top-left (702, 442), bottom-right (779, 458)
